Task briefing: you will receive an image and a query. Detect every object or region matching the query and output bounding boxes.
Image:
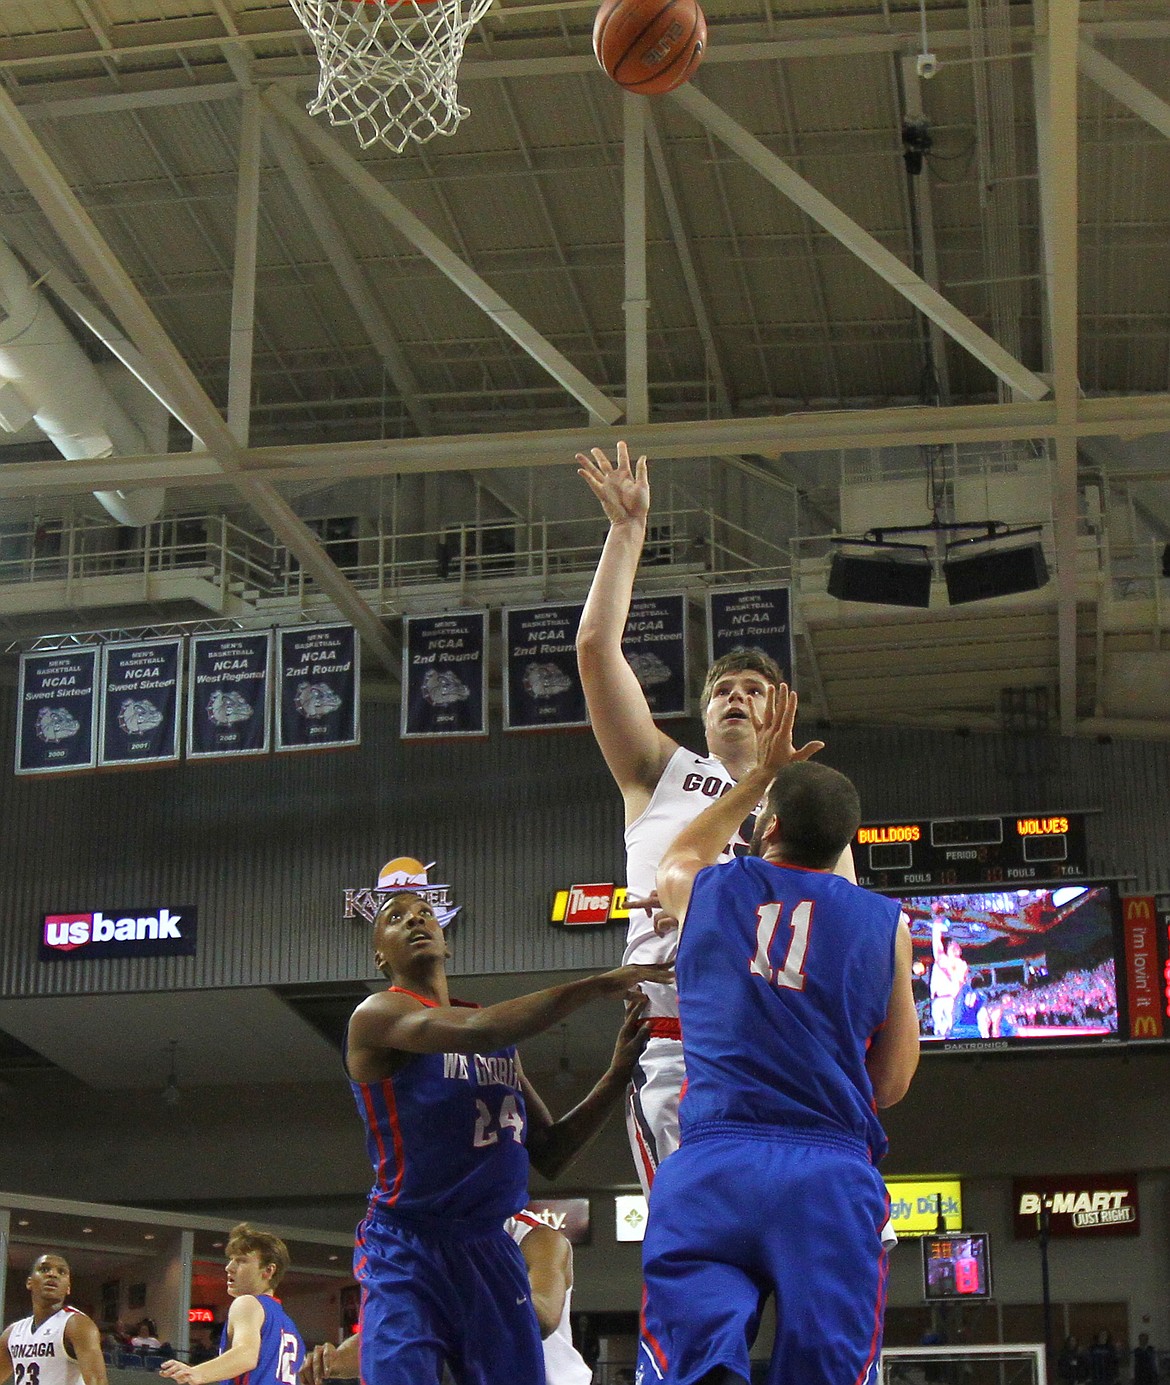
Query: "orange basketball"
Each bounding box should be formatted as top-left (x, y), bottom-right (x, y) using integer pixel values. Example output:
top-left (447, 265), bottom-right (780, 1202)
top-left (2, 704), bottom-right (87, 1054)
top-left (592, 0), bottom-right (707, 96)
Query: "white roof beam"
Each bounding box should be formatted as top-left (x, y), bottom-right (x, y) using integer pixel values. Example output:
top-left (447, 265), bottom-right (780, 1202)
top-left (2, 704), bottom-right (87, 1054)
top-left (261, 85), bottom-right (621, 426)
top-left (623, 94), bottom-right (649, 426)
top-left (8, 395), bottom-right (1170, 501)
top-left (1034, 0), bottom-right (1082, 735)
top-left (644, 108), bottom-right (732, 415)
top-left (227, 88), bottom-right (261, 445)
top-left (261, 114), bottom-right (433, 436)
top-left (0, 86), bottom-right (398, 672)
top-left (1078, 40), bottom-right (1170, 138)
top-left (668, 84), bottom-right (1050, 403)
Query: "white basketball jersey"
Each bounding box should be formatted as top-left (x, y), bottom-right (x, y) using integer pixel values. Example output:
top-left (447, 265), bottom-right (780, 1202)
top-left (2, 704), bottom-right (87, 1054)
top-left (624, 747), bottom-right (754, 1017)
top-left (7, 1309), bottom-right (84, 1385)
top-left (505, 1216), bottom-right (592, 1385)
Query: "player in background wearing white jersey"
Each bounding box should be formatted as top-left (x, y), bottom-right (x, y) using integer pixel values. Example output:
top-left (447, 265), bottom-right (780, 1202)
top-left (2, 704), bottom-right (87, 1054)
top-left (0, 1254), bottom-right (108, 1385)
top-left (576, 441), bottom-right (853, 1193)
top-left (299, 1214), bottom-right (590, 1385)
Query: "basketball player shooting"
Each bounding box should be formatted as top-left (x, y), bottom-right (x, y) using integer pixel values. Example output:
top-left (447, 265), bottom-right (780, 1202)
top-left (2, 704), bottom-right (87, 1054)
top-left (929, 900), bottom-right (968, 1038)
top-left (575, 440), bottom-right (854, 1194)
top-left (639, 689), bottom-right (920, 1385)
top-left (0, 1255), bottom-right (108, 1385)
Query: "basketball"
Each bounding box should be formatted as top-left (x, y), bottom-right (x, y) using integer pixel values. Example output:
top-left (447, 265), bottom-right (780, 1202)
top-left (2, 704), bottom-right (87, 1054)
top-left (592, 0), bottom-right (707, 96)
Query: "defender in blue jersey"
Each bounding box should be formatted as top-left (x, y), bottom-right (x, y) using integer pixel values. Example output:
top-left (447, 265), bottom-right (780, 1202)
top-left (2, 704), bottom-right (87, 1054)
top-left (160, 1224), bottom-right (303, 1385)
top-left (641, 687), bottom-right (920, 1385)
top-left (346, 891), bottom-right (672, 1385)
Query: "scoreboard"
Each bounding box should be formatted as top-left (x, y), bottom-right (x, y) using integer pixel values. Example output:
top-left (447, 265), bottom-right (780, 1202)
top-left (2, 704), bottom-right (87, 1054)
top-left (853, 812), bottom-right (1090, 891)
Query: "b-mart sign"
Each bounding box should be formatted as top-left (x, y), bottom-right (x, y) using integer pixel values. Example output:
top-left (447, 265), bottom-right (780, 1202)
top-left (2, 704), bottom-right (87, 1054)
top-left (1013, 1174), bottom-right (1140, 1238)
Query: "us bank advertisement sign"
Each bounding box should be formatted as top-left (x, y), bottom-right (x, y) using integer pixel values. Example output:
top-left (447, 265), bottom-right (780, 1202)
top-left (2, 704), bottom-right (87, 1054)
top-left (40, 904), bottom-right (198, 961)
top-left (1013, 1174), bottom-right (1140, 1238)
top-left (16, 647), bottom-right (99, 775)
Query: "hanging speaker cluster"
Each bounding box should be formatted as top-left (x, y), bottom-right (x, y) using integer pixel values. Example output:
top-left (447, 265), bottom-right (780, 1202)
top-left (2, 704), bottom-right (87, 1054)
top-left (828, 525), bottom-right (1050, 608)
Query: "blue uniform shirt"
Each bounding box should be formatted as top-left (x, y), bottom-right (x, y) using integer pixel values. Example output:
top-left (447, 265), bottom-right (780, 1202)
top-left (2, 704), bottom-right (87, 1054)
top-left (218, 1295), bottom-right (303, 1385)
top-left (677, 856), bottom-right (901, 1160)
top-left (349, 987), bottom-right (530, 1227)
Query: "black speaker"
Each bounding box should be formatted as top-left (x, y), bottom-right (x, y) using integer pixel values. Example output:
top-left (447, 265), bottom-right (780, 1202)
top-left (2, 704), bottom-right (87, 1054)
top-left (943, 542), bottom-right (1049, 605)
top-left (827, 550), bottom-right (933, 607)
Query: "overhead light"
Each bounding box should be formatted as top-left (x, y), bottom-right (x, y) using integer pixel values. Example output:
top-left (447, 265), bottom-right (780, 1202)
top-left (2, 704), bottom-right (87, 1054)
top-left (18, 1219), bottom-right (29, 1227)
top-left (144, 1234), bottom-right (155, 1241)
top-left (82, 1227), bottom-right (93, 1234)
top-left (328, 1255), bottom-right (339, 1263)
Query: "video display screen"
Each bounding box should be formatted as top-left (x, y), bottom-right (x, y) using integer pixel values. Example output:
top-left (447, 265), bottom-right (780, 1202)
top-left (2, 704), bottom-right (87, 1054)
top-left (922, 1232), bottom-right (993, 1302)
top-left (895, 884), bottom-right (1124, 1048)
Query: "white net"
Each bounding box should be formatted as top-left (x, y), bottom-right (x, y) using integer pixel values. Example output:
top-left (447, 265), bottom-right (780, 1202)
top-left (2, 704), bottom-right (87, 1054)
top-left (288, 0), bottom-right (494, 152)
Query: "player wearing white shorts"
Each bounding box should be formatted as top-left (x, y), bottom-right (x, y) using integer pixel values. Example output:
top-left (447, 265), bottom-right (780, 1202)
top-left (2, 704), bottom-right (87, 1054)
top-left (930, 903), bottom-right (968, 1038)
top-left (1, 1254), bottom-right (108, 1385)
top-left (505, 1212), bottom-right (592, 1385)
top-left (576, 441), bottom-right (853, 1194)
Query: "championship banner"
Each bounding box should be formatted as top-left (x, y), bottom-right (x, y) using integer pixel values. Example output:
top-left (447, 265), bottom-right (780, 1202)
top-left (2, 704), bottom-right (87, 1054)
top-left (503, 603), bottom-right (587, 731)
top-left (707, 585), bottom-right (793, 684)
top-left (187, 631), bottom-right (272, 759)
top-left (99, 638), bottom-right (183, 767)
top-left (622, 592), bottom-right (687, 718)
top-left (401, 611), bottom-right (488, 739)
top-left (276, 624), bottom-right (360, 751)
top-left (16, 647), bottom-right (99, 775)
top-left (1122, 896), bottom-right (1164, 1041)
top-left (1013, 1174), bottom-right (1140, 1238)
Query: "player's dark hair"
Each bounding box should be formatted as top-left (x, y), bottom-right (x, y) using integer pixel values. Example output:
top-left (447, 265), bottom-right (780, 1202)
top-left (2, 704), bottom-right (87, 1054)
top-left (225, 1223), bottom-right (290, 1288)
top-left (31, 1252), bottom-right (71, 1274)
top-left (764, 761), bottom-right (861, 870)
top-left (700, 648), bottom-right (784, 713)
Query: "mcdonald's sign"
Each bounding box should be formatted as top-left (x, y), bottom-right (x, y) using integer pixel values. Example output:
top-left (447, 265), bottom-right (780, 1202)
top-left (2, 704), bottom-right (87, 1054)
top-left (1122, 896), bottom-right (1163, 1041)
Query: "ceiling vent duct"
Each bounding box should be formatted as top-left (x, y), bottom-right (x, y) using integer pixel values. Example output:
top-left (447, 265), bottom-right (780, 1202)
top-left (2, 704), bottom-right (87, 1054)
top-left (0, 237), bottom-right (165, 527)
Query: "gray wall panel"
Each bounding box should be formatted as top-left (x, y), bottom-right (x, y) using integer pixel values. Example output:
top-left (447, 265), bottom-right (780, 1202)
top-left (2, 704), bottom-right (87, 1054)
top-left (2, 682), bottom-right (1169, 997)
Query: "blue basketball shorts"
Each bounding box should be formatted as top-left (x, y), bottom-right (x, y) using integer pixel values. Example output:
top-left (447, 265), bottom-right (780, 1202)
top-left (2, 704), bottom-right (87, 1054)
top-left (637, 1128), bottom-right (890, 1385)
top-left (354, 1210), bottom-right (545, 1385)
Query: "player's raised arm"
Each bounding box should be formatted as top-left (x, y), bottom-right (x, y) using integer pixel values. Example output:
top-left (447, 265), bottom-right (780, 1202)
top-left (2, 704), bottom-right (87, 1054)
top-left (522, 991), bottom-right (651, 1178)
top-left (575, 441), bottom-right (677, 816)
top-left (348, 964), bottom-right (670, 1065)
top-left (866, 918), bottom-right (921, 1107)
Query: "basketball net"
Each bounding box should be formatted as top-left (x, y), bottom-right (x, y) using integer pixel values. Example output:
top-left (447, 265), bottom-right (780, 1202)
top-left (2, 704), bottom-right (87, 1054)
top-left (288, 0), bottom-right (493, 152)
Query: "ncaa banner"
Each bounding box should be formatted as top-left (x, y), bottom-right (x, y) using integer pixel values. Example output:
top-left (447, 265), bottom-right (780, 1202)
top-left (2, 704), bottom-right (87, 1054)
top-left (16, 647), bottom-right (99, 775)
top-left (188, 631), bottom-right (272, 759)
top-left (503, 603), bottom-right (588, 731)
top-left (99, 637), bottom-right (183, 767)
top-left (401, 611), bottom-right (488, 739)
top-left (707, 586), bottom-right (793, 684)
top-left (276, 623), bottom-right (360, 751)
top-left (1122, 896), bottom-right (1164, 1040)
top-left (623, 592), bottom-right (687, 718)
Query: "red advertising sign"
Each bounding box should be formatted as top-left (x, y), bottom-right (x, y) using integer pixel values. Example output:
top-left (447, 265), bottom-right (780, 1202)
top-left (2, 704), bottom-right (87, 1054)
top-left (564, 883), bottom-right (615, 926)
top-left (1122, 896), bottom-right (1164, 1040)
top-left (1012, 1174), bottom-right (1140, 1238)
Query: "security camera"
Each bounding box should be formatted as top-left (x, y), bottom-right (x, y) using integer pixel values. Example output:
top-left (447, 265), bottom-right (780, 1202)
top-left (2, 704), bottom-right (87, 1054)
top-left (916, 51), bottom-right (939, 79)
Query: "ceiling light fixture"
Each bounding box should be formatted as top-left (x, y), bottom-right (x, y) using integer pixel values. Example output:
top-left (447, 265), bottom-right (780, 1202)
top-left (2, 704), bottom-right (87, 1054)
top-left (829, 522), bottom-right (1049, 608)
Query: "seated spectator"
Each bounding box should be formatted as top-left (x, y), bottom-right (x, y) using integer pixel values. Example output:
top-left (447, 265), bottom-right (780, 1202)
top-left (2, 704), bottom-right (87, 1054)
top-left (130, 1320), bottom-right (163, 1353)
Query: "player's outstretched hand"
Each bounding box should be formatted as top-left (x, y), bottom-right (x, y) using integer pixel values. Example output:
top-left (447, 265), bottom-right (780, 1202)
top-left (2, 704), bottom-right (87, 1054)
top-left (594, 961), bottom-right (674, 997)
top-left (608, 989), bottom-right (653, 1078)
top-left (750, 684), bottom-right (824, 777)
top-left (576, 440), bottom-right (649, 527)
top-left (300, 1344), bottom-right (335, 1385)
top-left (159, 1363), bottom-right (197, 1385)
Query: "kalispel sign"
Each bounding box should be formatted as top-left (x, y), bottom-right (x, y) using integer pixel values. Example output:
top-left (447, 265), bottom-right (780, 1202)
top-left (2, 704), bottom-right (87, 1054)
top-left (1013, 1174), bottom-right (1139, 1237)
top-left (40, 905), bottom-right (198, 961)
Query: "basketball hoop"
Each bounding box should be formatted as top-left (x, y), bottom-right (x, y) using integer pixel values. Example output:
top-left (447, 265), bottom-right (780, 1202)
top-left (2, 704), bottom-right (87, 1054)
top-left (288, 0), bottom-right (493, 152)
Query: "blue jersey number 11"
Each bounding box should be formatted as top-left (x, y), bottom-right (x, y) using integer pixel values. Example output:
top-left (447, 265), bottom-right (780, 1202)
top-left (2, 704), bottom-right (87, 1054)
top-left (750, 900), bottom-right (813, 991)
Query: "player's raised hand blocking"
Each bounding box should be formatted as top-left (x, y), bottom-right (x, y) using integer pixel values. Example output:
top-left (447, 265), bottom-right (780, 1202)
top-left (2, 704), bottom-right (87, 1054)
top-left (749, 683), bottom-right (825, 781)
top-left (575, 440), bottom-right (649, 527)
